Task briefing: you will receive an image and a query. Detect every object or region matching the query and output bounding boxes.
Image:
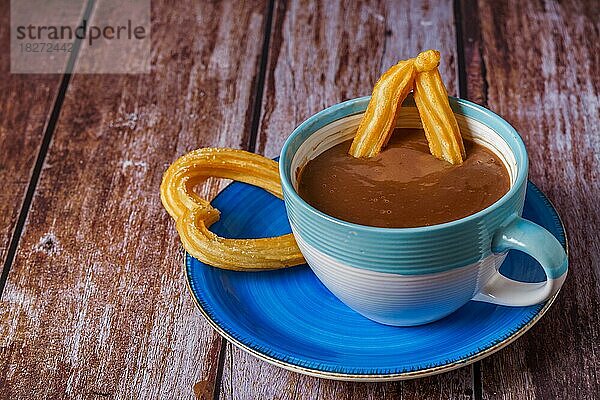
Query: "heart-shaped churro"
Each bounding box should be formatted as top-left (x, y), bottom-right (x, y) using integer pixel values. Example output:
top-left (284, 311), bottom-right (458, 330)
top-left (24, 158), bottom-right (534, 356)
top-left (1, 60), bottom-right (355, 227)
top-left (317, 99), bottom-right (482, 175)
top-left (160, 148), bottom-right (304, 270)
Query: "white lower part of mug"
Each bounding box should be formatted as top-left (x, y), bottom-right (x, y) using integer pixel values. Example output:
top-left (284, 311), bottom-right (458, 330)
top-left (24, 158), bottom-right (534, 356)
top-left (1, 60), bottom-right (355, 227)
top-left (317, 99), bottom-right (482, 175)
top-left (294, 233), bottom-right (508, 326)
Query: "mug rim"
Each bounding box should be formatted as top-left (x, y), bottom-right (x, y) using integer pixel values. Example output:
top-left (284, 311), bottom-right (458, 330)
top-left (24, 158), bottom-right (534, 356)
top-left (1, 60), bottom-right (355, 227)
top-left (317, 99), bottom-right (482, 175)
top-left (279, 95), bottom-right (528, 233)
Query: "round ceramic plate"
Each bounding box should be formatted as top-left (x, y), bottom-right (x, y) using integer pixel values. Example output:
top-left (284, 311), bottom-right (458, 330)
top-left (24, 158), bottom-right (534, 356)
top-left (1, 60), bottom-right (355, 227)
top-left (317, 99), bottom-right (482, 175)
top-left (186, 181), bottom-right (567, 381)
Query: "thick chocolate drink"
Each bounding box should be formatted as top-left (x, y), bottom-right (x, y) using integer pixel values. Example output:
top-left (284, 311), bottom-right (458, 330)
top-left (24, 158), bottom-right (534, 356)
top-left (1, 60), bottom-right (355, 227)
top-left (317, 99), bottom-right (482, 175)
top-left (297, 128), bottom-right (510, 228)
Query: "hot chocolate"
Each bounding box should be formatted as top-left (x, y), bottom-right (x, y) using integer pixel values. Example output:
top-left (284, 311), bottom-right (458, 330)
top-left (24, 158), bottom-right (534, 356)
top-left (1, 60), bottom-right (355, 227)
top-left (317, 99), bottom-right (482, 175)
top-left (298, 128), bottom-right (510, 228)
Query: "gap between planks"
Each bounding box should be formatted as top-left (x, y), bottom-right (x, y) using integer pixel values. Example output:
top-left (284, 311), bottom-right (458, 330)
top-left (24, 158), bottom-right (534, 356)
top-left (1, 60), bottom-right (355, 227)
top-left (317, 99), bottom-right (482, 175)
top-left (210, 1), bottom-right (277, 399)
top-left (247, 0), bottom-right (276, 154)
top-left (454, 0), bottom-right (483, 399)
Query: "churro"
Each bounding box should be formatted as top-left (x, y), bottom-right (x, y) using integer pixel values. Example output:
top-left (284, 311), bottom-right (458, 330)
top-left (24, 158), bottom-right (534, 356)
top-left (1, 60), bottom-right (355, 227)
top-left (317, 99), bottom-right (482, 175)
top-left (350, 50), bottom-right (464, 164)
top-left (413, 50), bottom-right (466, 164)
top-left (349, 59), bottom-right (416, 158)
top-left (160, 148), bottom-right (304, 270)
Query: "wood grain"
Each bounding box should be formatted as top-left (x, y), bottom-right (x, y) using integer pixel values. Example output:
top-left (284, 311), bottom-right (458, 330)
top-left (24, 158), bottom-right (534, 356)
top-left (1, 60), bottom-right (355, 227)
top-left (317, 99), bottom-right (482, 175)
top-left (219, 1), bottom-right (474, 399)
top-left (256, 0), bottom-right (459, 158)
top-left (3, 0), bottom-right (597, 398)
top-left (0, 1), bottom-right (269, 398)
top-left (0, 2), bottom-right (63, 270)
top-left (459, 1), bottom-right (600, 399)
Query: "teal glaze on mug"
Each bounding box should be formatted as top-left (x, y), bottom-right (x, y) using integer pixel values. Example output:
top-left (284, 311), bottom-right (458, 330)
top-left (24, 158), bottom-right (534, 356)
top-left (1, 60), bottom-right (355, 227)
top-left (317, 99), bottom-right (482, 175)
top-left (279, 94), bottom-right (568, 326)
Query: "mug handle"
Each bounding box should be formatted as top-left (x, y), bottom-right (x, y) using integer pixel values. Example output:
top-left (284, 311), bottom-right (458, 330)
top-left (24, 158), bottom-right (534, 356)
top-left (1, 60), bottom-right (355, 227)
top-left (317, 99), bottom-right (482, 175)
top-left (473, 215), bottom-right (568, 306)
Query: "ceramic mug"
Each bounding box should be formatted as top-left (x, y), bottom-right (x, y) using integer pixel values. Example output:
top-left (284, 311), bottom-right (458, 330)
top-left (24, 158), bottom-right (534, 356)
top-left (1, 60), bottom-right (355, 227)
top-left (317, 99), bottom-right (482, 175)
top-left (279, 94), bottom-right (568, 326)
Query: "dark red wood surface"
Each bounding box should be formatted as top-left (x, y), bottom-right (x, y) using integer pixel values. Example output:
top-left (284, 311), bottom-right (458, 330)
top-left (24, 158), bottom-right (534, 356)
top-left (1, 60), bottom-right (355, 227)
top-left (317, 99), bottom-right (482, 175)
top-left (0, 1), bottom-right (65, 275)
top-left (0, 0), bottom-right (598, 399)
top-left (459, 1), bottom-right (600, 398)
top-left (0, 1), bottom-right (270, 398)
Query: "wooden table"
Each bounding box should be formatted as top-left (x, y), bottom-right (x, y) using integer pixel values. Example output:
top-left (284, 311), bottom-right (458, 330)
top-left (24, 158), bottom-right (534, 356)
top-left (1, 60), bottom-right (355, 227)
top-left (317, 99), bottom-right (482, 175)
top-left (1, 1), bottom-right (598, 398)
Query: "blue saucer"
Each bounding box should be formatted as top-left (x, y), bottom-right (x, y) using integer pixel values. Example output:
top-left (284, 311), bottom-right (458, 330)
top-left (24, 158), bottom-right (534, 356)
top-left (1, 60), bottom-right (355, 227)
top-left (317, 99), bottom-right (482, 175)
top-left (186, 181), bottom-right (567, 380)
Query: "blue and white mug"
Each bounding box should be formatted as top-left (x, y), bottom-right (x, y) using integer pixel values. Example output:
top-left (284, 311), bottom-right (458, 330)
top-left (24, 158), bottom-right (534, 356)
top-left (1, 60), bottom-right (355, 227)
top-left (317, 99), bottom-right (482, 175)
top-left (279, 94), bottom-right (568, 326)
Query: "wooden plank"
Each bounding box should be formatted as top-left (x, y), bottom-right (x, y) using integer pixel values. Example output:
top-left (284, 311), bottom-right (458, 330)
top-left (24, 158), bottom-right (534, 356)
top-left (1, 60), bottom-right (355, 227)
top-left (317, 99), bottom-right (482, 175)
top-left (0, 1), bottom-right (269, 398)
top-left (256, 0), bottom-right (459, 158)
top-left (219, 1), bottom-right (474, 399)
top-left (458, 1), bottom-right (600, 399)
top-left (0, 2), bottom-right (64, 271)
